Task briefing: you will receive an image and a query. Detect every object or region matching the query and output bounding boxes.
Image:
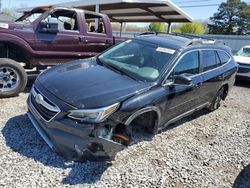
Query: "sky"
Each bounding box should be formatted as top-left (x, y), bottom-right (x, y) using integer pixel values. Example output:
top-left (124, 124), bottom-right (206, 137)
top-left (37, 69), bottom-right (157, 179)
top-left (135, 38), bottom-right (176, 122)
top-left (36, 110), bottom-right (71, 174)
top-left (2, 0), bottom-right (227, 20)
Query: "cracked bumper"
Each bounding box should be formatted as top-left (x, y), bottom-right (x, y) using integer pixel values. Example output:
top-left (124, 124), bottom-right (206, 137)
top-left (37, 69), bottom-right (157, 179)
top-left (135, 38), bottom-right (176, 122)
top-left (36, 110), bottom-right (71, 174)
top-left (27, 94), bottom-right (124, 162)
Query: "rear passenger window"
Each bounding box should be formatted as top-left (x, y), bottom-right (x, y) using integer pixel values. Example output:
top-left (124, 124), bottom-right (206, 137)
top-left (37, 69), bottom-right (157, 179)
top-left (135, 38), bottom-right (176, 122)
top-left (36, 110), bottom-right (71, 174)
top-left (201, 50), bottom-right (218, 71)
top-left (85, 14), bottom-right (106, 34)
top-left (217, 51), bottom-right (230, 64)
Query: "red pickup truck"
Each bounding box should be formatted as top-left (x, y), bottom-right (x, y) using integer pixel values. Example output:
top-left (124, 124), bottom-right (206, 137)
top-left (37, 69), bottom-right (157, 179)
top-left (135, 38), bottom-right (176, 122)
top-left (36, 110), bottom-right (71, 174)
top-left (0, 6), bottom-right (124, 97)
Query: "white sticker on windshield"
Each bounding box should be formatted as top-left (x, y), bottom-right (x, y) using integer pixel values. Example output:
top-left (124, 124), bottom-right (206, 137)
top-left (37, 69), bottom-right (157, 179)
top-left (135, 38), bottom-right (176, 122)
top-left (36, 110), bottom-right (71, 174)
top-left (156, 47), bottom-right (175, 54)
top-left (0, 23), bottom-right (9, 29)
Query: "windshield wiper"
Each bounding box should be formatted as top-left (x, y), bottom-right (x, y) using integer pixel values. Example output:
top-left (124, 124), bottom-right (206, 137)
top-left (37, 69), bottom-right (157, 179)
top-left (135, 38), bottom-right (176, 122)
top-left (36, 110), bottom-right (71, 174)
top-left (96, 58), bottom-right (121, 74)
top-left (104, 63), bottom-right (139, 81)
top-left (118, 67), bottom-right (140, 81)
top-left (96, 57), bottom-right (139, 81)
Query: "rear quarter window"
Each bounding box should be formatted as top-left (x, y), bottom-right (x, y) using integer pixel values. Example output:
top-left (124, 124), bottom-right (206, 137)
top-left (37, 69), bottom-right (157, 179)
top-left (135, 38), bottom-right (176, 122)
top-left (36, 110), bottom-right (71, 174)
top-left (217, 51), bottom-right (231, 64)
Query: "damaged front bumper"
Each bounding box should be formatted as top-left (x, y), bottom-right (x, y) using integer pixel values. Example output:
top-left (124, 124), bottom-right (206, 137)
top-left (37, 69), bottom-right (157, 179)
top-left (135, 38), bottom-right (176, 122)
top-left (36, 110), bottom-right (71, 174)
top-left (27, 89), bottom-right (125, 162)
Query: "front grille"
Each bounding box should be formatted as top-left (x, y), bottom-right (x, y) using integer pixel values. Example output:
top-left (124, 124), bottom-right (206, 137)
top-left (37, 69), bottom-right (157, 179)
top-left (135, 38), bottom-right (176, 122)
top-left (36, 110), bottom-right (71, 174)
top-left (30, 87), bottom-right (60, 121)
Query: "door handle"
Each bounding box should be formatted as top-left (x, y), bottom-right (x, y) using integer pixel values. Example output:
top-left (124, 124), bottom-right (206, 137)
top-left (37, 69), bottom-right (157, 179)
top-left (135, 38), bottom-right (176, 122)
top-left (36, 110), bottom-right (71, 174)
top-left (78, 37), bottom-right (82, 42)
top-left (78, 37), bottom-right (89, 43)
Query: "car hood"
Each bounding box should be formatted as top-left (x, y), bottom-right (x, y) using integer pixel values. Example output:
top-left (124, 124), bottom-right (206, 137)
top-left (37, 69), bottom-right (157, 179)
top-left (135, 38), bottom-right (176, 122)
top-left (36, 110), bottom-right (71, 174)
top-left (38, 58), bottom-right (151, 109)
top-left (234, 56), bottom-right (250, 65)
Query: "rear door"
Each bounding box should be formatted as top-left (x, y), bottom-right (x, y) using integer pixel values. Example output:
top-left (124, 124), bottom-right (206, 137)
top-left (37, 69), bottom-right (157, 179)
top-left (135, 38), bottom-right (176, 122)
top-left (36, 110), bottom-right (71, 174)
top-left (79, 12), bottom-right (114, 57)
top-left (199, 50), bottom-right (224, 104)
top-left (161, 50), bottom-right (203, 124)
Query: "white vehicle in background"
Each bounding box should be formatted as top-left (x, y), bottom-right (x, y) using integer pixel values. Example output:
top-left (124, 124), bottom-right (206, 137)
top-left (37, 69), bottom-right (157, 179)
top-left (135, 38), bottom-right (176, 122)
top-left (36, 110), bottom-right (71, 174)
top-left (234, 46), bottom-right (250, 80)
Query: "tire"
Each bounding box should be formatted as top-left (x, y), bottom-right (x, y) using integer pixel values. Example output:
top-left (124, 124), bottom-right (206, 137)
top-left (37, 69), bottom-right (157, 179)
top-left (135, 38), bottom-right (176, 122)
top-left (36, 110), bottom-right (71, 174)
top-left (0, 58), bottom-right (27, 98)
top-left (207, 87), bottom-right (225, 112)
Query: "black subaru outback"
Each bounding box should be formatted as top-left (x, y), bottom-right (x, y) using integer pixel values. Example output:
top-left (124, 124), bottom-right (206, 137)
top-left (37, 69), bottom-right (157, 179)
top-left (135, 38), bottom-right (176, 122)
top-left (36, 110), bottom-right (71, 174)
top-left (27, 33), bottom-right (238, 161)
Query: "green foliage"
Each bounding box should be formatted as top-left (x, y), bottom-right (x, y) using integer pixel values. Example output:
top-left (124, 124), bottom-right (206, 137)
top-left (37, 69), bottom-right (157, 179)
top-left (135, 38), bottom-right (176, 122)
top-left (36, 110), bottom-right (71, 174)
top-left (148, 23), bottom-right (165, 32)
top-left (208, 0), bottom-right (250, 35)
top-left (173, 22), bottom-right (205, 34)
top-left (111, 23), bottom-right (148, 32)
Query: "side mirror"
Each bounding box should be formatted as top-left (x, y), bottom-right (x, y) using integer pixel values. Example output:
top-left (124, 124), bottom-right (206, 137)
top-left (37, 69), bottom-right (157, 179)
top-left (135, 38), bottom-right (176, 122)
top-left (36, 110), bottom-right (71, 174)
top-left (173, 75), bottom-right (193, 86)
top-left (41, 18), bottom-right (59, 34)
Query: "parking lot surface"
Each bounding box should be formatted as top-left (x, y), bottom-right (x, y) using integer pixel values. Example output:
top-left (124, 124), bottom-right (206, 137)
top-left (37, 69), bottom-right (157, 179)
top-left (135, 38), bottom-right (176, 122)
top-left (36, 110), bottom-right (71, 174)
top-left (0, 82), bottom-right (249, 188)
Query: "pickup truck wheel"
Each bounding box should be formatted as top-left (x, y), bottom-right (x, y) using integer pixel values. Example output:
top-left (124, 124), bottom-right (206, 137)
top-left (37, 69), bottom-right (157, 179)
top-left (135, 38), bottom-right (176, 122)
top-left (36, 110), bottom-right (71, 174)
top-left (207, 87), bottom-right (224, 112)
top-left (0, 58), bottom-right (27, 98)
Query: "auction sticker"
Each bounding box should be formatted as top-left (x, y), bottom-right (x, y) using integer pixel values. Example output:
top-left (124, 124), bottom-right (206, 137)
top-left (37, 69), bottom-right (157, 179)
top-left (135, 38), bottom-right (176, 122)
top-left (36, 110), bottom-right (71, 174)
top-left (156, 47), bottom-right (176, 54)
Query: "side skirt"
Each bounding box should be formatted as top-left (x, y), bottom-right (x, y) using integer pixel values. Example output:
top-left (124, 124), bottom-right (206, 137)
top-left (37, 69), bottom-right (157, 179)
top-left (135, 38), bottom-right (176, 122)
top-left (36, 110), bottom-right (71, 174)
top-left (158, 102), bottom-right (210, 132)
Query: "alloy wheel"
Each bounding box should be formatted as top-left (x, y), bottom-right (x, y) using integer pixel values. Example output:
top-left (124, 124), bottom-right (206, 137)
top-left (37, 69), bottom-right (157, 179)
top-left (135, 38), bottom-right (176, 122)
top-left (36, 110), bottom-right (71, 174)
top-left (0, 67), bottom-right (20, 92)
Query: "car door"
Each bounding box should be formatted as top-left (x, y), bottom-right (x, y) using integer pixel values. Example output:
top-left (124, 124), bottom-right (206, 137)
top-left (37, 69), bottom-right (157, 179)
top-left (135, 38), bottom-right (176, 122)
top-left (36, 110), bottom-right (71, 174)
top-left (161, 50), bottom-right (203, 124)
top-left (79, 12), bottom-right (113, 57)
top-left (199, 50), bottom-right (223, 104)
top-left (33, 9), bottom-right (82, 61)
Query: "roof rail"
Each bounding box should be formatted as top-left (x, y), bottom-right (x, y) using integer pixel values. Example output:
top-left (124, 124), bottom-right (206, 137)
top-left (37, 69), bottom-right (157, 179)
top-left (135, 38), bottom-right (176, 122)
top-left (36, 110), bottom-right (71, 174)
top-left (138, 32), bottom-right (157, 36)
top-left (138, 32), bottom-right (225, 46)
top-left (138, 31), bottom-right (214, 40)
top-left (184, 39), bottom-right (225, 47)
top-left (168, 32), bottom-right (215, 41)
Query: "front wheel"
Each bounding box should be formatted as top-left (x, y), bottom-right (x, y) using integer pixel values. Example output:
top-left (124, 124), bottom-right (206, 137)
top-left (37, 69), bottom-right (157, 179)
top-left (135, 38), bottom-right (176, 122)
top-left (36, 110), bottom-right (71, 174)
top-left (0, 58), bottom-right (27, 98)
top-left (207, 87), bottom-right (225, 112)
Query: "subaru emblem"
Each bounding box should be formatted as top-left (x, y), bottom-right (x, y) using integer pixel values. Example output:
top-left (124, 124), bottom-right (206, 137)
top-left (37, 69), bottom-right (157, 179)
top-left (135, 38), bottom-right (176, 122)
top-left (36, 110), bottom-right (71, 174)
top-left (35, 94), bottom-right (43, 105)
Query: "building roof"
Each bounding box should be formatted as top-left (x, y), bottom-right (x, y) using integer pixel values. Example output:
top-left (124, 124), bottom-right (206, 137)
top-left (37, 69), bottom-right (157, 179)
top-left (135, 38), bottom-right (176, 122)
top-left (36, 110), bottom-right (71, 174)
top-left (17, 0), bottom-right (193, 23)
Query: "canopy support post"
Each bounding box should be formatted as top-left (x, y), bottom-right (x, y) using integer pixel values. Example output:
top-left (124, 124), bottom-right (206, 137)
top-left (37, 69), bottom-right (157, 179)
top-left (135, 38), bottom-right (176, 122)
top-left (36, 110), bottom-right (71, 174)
top-left (95, 4), bottom-right (100, 30)
top-left (120, 22), bottom-right (123, 37)
top-left (167, 22), bottom-right (172, 33)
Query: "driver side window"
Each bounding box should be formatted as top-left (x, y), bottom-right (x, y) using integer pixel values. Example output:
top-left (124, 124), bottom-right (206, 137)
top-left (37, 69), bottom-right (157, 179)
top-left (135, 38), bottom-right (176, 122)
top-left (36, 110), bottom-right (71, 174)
top-left (165, 51), bottom-right (199, 83)
top-left (43, 10), bottom-right (79, 32)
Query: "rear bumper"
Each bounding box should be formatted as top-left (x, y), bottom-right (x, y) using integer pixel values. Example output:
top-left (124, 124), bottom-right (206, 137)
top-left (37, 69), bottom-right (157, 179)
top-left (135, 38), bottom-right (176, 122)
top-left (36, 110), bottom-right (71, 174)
top-left (27, 92), bottom-right (124, 161)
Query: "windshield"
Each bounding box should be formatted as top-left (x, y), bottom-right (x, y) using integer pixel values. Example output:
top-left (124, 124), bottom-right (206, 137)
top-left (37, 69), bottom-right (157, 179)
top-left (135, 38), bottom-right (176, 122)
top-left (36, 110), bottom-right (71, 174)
top-left (16, 10), bottom-right (46, 24)
top-left (98, 40), bottom-right (175, 82)
top-left (236, 47), bottom-right (250, 57)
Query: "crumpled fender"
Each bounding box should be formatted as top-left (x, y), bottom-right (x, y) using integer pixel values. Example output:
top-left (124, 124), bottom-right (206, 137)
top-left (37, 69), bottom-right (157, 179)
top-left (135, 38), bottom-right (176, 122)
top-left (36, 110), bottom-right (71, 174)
top-left (114, 86), bottom-right (165, 126)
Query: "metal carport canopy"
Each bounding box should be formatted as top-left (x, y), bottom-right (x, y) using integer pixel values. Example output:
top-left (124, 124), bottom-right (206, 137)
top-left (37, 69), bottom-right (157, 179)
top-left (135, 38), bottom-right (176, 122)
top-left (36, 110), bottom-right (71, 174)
top-left (57, 0), bottom-right (193, 23)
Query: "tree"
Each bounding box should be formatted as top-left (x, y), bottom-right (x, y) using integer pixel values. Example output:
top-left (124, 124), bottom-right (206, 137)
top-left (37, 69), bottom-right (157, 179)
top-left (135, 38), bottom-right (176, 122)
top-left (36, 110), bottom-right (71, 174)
top-left (148, 23), bottom-right (165, 32)
top-left (173, 22), bottom-right (205, 34)
top-left (208, 0), bottom-right (250, 35)
top-left (0, 8), bottom-right (18, 19)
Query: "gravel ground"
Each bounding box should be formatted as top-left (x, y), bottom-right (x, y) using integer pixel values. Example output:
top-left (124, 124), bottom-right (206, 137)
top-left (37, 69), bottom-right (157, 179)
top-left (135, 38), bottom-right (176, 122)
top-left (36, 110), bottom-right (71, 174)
top-left (0, 81), bottom-right (249, 188)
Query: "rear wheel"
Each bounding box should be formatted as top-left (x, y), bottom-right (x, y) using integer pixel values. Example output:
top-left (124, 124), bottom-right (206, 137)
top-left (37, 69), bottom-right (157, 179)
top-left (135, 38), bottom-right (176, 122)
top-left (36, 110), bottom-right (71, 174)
top-left (0, 58), bottom-right (27, 98)
top-left (207, 87), bottom-right (225, 112)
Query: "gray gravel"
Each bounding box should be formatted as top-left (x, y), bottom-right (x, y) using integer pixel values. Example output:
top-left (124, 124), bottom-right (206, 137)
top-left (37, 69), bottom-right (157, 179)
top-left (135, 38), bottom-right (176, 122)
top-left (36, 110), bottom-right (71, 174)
top-left (0, 82), bottom-right (249, 188)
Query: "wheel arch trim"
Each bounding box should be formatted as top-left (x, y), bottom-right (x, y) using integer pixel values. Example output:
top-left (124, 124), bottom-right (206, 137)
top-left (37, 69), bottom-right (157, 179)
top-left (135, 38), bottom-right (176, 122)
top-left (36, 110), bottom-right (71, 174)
top-left (0, 33), bottom-right (34, 55)
top-left (124, 106), bottom-right (161, 126)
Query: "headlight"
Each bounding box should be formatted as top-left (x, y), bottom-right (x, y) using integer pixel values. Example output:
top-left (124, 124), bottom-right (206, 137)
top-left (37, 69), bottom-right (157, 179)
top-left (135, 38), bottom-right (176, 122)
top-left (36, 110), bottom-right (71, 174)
top-left (68, 103), bottom-right (119, 123)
